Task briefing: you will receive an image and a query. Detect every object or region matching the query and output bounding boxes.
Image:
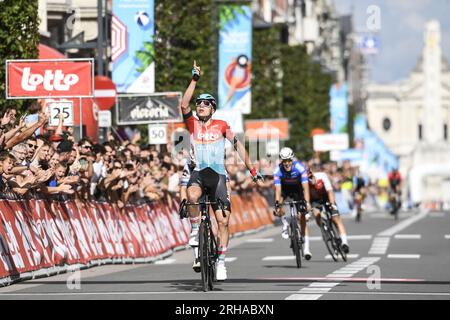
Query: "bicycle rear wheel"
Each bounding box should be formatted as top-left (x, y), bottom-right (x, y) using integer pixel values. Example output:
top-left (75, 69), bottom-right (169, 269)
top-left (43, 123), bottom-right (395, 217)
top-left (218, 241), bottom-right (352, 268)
top-left (290, 218), bottom-right (302, 268)
top-left (199, 222), bottom-right (209, 292)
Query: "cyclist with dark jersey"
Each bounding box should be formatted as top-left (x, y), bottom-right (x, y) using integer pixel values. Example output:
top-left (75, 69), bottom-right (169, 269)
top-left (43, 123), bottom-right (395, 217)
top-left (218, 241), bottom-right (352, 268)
top-left (352, 168), bottom-right (366, 222)
top-left (181, 60), bottom-right (262, 281)
top-left (388, 168), bottom-right (402, 194)
top-left (273, 147), bottom-right (312, 260)
top-left (308, 167), bottom-right (349, 253)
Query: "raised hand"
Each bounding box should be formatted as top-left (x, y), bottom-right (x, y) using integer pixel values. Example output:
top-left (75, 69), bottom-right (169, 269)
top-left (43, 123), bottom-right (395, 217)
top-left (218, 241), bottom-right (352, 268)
top-left (192, 60), bottom-right (201, 81)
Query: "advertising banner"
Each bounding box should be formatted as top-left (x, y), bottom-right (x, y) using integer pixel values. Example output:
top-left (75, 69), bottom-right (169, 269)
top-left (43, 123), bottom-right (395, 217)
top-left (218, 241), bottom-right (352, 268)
top-left (329, 82), bottom-right (348, 134)
top-left (6, 59), bottom-right (94, 98)
top-left (112, 0), bottom-right (155, 93)
top-left (218, 5), bottom-right (252, 114)
top-left (116, 92), bottom-right (182, 125)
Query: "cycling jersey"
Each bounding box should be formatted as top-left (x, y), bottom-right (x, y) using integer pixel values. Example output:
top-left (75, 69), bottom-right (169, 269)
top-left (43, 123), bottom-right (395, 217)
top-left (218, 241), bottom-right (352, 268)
top-left (388, 172), bottom-right (402, 188)
top-left (183, 111), bottom-right (234, 176)
top-left (352, 176), bottom-right (366, 192)
top-left (273, 160), bottom-right (308, 197)
top-left (309, 172), bottom-right (332, 203)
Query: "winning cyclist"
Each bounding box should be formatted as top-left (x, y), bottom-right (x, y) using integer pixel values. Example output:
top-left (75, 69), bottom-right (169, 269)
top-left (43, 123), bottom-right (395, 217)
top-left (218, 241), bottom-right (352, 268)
top-left (273, 147), bottom-right (312, 260)
top-left (308, 166), bottom-right (349, 253)
top-left (182, 60), bottom-right (262, 281)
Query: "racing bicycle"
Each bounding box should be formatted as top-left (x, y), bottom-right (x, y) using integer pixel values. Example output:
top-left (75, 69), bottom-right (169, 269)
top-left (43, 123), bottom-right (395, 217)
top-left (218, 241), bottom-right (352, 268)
top-left (319, 202), bottom-right (347, 262)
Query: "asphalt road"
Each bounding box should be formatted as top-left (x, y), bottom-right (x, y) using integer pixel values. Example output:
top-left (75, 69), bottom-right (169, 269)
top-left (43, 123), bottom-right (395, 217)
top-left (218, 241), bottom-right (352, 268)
top-left (0, 208), bottom-right (449, 301)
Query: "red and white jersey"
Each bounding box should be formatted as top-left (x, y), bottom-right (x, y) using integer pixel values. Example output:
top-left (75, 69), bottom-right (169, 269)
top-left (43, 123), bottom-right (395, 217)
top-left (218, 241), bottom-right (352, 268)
top-left (309, 172), bottom-right (333, 202)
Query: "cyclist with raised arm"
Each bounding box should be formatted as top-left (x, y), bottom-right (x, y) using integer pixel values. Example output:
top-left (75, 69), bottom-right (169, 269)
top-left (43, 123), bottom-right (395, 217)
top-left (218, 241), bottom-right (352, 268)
top-left (181, 61), bottom-right (262, 281)
top-left (273, 147), bottom-right (312, 260)
top-left (308, 166), bottom-right (349, 253)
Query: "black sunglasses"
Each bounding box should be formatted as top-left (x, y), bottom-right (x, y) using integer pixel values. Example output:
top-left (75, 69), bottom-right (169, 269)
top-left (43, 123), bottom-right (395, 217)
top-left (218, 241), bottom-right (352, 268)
top-left (28, 144), bottom-right (38, 149)
top-left (196, 100), bottom-right (212, 107)
top-left (82, 145), bottom-right (93, 149)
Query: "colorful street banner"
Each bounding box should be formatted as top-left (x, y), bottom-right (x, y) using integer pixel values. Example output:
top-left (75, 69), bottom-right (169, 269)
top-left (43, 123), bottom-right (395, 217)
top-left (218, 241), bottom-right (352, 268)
top-left (329, 82), bottom-right (348, 134)
top-left (218, 5), bottom-right (252, 114)
top-left (112, 0), bottom-right (154, 93)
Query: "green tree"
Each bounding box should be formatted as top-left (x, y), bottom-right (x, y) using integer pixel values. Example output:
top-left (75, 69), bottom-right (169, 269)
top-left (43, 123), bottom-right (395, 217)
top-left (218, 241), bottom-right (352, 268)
top-left (154, 0), bottom-right (214, 95)
top-left (0, 0), bottom-right (40, 114)
top-left (246, 25), bottom-right (283, 120)
top-left (280, 44), bottom-right (332, 160)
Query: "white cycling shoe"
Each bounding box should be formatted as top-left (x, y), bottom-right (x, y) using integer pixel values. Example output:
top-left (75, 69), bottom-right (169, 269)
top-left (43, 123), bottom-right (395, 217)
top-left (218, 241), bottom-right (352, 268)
top-left (281, 226), bottom-right (289, 240)
top-left (189, 229), bottom-right (199, 247)
top-left (192, 259), bottom-right (201, 273)
top-left (216, 261), bottom-right (227, 281)
top-left (304, 249), bottom-right (312, 261)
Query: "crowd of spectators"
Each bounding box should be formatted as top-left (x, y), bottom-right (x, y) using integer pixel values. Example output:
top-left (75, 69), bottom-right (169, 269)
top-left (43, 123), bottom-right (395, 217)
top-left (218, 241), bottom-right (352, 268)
top-left (0, 104), bottom-right (272, 208)
top-left (0, 102), bottom-right (394, 212)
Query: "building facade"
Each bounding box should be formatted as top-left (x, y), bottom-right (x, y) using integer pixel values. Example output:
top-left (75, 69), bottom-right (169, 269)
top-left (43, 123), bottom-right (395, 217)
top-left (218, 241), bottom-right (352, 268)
top-left (366, 21), bottom-right (450, 204)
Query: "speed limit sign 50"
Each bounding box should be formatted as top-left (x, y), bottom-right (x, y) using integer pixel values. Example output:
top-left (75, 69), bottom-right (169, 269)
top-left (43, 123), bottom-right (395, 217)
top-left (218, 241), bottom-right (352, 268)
top-left (148, 124), bottom-right (168, 145)
top-left (48, 101), bottom-right (74, 126)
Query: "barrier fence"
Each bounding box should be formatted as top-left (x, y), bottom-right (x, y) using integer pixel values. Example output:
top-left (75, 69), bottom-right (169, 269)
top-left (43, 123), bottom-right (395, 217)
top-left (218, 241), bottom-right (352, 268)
top-left (0, 191), bottom-right (274, 286)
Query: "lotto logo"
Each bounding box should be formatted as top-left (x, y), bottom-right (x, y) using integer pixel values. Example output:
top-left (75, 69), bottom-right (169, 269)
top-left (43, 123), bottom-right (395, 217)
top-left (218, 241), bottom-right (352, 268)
top-left (197, 131), bottom-right (220, 141)
top-left (7, 60), bottom-right (93, 98)
top-left (21, 67), bottom-right (79, 91)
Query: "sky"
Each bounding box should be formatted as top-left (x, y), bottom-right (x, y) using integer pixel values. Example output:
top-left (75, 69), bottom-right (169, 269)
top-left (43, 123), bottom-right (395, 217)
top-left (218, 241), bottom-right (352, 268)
top-left (334, 0), bottom-right (450, 84)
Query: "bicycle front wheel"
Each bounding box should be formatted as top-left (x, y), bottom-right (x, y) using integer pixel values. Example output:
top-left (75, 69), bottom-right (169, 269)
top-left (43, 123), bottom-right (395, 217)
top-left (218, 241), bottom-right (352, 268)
top-left (331, 222), bottom-right (347, 262)
top-left (199, 222), bottom-right (209, 292)
top-left (208, 228), bottom-right (217, 290)
top-left (320, 222), bottom-right (338, 262)
top-left (290, 218), bottom-right (302, 268)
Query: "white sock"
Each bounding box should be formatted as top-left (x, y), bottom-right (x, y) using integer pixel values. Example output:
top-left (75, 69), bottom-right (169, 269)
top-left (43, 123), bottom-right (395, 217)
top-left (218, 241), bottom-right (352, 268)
top-left (282, 216), bottom-right (289, 228)
top-left (193, 247), bottom-right (198, 259)
top-left (304, 236), bottom-right (310, 252)
top-left (341, 234), bottom-right (348, 245)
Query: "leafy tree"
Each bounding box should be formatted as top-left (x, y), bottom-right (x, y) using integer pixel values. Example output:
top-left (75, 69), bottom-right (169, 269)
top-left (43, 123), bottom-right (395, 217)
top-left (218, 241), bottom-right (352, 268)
top-left (154, 0), bottom-right (214, 96)
top-left (246, 25), bottom-right (283, 120)
top-left (0, 0), bottom-right (40, 114)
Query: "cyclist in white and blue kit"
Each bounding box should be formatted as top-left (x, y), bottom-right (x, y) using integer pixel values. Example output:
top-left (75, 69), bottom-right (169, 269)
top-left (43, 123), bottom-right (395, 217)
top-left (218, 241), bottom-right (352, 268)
top-left (273, 147), bottom-right (313, 260)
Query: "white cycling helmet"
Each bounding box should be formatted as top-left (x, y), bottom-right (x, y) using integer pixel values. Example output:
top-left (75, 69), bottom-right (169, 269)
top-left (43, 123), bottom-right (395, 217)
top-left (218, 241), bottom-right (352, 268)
top-left (279, 147), bottom-right (294, 160)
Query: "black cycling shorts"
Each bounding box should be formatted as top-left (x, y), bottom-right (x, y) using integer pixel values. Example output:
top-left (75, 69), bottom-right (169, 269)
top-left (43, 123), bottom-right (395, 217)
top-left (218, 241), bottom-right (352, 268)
top-left (281, 191), bottom-right (306, 213)
top-left (187, 167), bottom-right (231, 212)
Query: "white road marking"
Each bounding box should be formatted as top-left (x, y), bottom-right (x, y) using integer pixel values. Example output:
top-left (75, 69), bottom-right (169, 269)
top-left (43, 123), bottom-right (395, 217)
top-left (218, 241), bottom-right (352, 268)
top-left (394, 234), bottom-right (421, 239)
top-left (308, 282), bottom-right (340, 288)
top-left (325, 254), bottom-right (359, 260)
top-left (378, 210), bottom-right (428, 237)
top-left (387, 254), bottom-right (421, 259)
top-left (368, 237), bottom-right (390, 254)
top-left (154, 258), bottom-right (176, 265)
top-left (347, 235), bottom-right (373, 240)
top-left (445, 235), bottom-right (450, 239)
top-left (285, 294), bottom-right (322, 300)
top-left (225, 257), bottom-right (237, 262)
top-left (262, 256), bottom-right (295, 261)
top-left (245, 238), bottom-right (274, 243)
top-left (285, 257), bottom-right (380, 300)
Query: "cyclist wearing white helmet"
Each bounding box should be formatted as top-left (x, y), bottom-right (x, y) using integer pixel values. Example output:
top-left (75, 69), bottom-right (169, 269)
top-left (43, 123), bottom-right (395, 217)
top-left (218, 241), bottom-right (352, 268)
top-left (273, 147), bottom-right (313, 260)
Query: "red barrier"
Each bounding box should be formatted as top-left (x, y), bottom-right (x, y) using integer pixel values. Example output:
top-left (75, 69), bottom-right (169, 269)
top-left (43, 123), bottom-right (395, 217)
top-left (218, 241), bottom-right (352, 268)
top-left (0, 191), bottom-right (273, 283)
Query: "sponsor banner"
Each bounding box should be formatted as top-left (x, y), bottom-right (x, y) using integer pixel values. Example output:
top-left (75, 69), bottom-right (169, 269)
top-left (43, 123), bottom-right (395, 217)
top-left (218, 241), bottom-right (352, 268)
top-left (116, 93), bottom-right (182, 125)
top-left (112, 0), bottom-right (155, 93)
top-left (329, 83), bottom-right (348, 134)
top-left (0, 192), bottom-right (273, 281)
top-left (218, 5), bottom-right (252, 114)
top-left (244, 118), bottom-right (289, 141)
top-left (313, 133), bottom-right (350, 152)
top-left (6, 59), bottom-right (94, 98)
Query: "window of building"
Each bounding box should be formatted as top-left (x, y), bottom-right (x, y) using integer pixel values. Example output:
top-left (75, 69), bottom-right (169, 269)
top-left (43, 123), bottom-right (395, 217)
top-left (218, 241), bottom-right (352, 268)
top-left (418, 124), bottom-right (423, 140)
top-left (382, 118), bottom-right (391, 131)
